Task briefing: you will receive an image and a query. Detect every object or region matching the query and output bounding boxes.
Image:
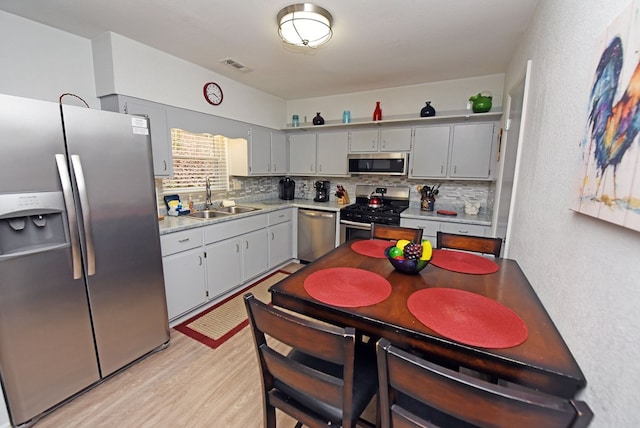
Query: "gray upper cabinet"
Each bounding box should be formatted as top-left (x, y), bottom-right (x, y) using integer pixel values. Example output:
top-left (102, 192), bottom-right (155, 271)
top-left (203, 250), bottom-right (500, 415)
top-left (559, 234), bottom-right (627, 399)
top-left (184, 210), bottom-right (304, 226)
top-left (100, 95), bottom-right (172, 177)
top-left (270, 131), bottom-right (287, 175)
top-left (317, 131), bottom-right (348, 176)
top-left (410, 122), bottom-right (497, 180)
top-left (379, 127), bottom-right (412, 151)
top-left (228, 127), bottom-right (287, 176)
top-left (449, 123), bottom-right (496, 179)
top-left (248, 127), bottom-right (271, 175)
top-left (288, 133), bottom-right (317, 175)
top-left (348, 127), bottom-right (412, 153)
top-left (349, 129), bottom-right (379, 152)
top-left (409, 125), bottom-right (451, 178)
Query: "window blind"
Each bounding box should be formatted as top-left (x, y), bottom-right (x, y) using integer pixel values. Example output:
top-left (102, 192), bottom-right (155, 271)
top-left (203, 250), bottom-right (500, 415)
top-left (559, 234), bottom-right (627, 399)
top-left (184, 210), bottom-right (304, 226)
top-left (163, 129), bottom-right (229, 192)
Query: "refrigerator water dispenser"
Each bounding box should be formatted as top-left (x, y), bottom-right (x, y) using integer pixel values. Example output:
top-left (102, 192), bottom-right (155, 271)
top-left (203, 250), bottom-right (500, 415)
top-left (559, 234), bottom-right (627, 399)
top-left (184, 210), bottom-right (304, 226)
top-left (0, 192), bottom-right (68, 258)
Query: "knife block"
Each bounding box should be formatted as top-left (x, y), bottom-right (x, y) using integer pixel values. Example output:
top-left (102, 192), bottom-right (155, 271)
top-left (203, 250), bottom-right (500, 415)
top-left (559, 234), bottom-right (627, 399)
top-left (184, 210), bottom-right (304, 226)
top-left (337, 190), bottom-right (350, 205)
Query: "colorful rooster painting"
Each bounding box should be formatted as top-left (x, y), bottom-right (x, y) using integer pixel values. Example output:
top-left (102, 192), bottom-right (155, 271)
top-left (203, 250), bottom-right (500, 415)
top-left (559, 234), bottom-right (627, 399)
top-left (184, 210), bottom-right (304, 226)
top-left (584, 35), bottom-right (640, 203)
top-left (575, 4), bottom-right (640, 233)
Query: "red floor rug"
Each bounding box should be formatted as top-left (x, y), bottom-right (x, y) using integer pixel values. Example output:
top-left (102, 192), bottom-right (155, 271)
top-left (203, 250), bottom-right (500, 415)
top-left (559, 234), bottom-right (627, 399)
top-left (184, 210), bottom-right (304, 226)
top-left (174, 270), bottom-right (291, 349)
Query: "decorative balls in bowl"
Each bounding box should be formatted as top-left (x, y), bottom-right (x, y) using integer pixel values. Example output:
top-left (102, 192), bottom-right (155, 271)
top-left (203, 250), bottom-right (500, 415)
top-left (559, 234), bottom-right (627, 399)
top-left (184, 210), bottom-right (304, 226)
top-left (385, 240), bottom-right (432, 275)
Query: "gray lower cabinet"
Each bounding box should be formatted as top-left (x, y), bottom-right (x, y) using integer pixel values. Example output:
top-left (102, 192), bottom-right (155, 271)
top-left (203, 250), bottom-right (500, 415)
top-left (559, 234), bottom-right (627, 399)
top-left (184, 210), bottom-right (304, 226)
top-left (440, 222), bottom-right (490, 236)
top-left (268, 209), bottom-right (294, 268)
top-left (400, 218), bottom-right (440, 248)
top-left (400, 218), bottom-right (491, 248)
top-left (160, 229), bottom-right (207, 320)
top-left (204, 214), bottom-right (269, 300)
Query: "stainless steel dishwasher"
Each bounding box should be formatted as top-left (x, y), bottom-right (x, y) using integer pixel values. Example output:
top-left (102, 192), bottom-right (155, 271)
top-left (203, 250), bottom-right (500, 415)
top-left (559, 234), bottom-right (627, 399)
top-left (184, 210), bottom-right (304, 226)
top-left (297, 208), bottom-right (336, 263)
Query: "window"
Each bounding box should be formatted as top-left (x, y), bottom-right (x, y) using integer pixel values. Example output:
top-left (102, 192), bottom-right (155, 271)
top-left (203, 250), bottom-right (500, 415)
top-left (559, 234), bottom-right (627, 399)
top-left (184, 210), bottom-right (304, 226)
top-left (162, 128), bottom-right (229, 193)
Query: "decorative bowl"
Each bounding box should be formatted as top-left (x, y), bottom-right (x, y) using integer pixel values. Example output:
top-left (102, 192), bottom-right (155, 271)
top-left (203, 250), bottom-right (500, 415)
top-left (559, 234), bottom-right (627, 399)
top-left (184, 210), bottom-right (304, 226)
top-left (385, 246), bottom-right (430, 275)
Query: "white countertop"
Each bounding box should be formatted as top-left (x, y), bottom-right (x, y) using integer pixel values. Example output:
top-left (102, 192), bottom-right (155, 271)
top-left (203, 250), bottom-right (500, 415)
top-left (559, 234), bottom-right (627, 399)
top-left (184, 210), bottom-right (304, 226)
top-left (402, 206), bottom-right (492, 226)
top-left (159, 198), bottom-right (491, 235)
top-left (159, 198), bottom-right (344, 235)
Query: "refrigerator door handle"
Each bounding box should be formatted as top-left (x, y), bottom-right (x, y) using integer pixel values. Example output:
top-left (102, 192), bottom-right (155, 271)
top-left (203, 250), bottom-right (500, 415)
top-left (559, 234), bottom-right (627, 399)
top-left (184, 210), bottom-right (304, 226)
top-left (71, 155), bottom-right (96, 276)
top-left (55, 154), bottom-right (83, 279)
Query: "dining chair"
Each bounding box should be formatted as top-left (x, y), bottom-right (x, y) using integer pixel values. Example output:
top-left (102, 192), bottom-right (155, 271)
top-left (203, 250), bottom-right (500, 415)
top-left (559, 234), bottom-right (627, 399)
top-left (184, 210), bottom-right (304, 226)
top-left (376, 338), bottom-right (593, 428)
top-left (436, 231), bottom-right (503, 257)
top-left (244, 293), bottom-right (377, 428)
top-left (371, 223), bottom-right (423, 242)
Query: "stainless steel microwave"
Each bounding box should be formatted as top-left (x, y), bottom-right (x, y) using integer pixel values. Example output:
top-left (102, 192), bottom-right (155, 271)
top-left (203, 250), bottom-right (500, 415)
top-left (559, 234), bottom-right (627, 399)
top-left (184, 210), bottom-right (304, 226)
top-left (347, 153), bottom-right (408, 175)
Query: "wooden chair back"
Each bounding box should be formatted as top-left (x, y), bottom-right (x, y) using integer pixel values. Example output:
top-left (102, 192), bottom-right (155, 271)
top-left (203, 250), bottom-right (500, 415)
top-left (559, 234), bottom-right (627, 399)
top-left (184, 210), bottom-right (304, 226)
top-left (376, 339), bottom-right (593, 428)
top-left (436, 231), bottom-right (503, 257)
top-left (371, 223), bottom-right (423, 242)
top-left (244, 293), bottom-right (376, 428)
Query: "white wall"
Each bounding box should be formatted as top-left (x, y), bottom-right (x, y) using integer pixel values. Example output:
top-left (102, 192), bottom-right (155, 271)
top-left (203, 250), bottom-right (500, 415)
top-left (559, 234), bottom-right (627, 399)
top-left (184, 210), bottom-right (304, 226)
top-left (0, 12), bottom-right (286, 130)
top-left (92, 32), bottom-right (286, 129)
top-left (286, 74), bottom-right (504, 126)
top-left (504, 0), bottom-right (640, 426)
top-left (0, 11), bottom-right (98, 108)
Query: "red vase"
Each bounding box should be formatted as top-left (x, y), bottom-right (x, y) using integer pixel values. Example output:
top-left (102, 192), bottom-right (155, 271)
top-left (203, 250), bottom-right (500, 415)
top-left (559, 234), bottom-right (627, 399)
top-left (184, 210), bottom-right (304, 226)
top-left (373, 101), bottom-right (382, 121)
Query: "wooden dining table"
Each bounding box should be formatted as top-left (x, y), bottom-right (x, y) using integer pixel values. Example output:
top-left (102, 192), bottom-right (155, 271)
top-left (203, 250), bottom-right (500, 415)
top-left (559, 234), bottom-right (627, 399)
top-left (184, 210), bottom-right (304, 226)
top-left (269, 239), bottom-right (587, 399)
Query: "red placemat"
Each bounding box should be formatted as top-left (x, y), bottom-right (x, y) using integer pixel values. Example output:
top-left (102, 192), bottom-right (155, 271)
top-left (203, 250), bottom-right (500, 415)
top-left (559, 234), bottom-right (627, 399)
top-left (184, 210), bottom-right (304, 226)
top-left (430, 249), bottom-right (499, 274)
top-left (351, 239), bottom-right (392, 258)
top-left (304, 267), bottom-right (392, 307)
top-left (407, 288), bottom-right (528, 348)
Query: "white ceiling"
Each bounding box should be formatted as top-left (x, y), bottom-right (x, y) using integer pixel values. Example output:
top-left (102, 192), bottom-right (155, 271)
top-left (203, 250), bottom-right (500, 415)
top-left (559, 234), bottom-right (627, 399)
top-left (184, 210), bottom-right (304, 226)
top-left (0, 0), bottom-right (538, 100)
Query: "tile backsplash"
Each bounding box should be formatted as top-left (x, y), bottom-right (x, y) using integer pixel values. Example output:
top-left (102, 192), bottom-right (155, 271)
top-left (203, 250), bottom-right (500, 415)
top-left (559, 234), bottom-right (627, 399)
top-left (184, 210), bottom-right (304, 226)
top-left (156, 176), bottom-right (494, 215)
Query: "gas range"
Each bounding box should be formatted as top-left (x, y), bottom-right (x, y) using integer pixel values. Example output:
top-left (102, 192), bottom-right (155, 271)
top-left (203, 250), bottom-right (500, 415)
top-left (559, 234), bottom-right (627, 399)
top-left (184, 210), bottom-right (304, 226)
top-left (340, 185), bottom-right (410, 226)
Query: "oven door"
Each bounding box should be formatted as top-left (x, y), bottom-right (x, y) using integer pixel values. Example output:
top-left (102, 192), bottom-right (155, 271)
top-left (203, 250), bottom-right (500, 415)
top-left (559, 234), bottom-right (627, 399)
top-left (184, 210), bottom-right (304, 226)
top-left (339, 220), bottom-right (372, 244)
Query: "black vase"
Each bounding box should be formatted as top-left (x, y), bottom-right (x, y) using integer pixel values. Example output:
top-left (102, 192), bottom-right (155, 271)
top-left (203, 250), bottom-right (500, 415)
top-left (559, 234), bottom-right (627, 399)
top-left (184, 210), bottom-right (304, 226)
top-left (312, 112), bottom-right (325, 125)
top-left (420, 101), bottom-right (436, 117)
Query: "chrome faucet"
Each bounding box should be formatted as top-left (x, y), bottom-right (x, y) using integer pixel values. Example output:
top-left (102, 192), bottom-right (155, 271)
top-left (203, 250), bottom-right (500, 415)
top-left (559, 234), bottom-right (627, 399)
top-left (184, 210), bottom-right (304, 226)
top-left (205, 177), bottom-right (212, 209)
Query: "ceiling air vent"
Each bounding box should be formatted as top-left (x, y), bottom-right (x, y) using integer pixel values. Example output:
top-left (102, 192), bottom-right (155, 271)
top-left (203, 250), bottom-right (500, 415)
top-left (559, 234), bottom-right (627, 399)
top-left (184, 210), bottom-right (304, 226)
top-left (219, 58), bottom-right (251, 72)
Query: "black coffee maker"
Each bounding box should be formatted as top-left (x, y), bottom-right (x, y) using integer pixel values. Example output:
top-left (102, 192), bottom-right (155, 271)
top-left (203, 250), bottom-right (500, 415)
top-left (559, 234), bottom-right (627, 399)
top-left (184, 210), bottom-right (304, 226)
top-left (279, 177), bottom-right (295, 200)
top-left (313, 180), bottom-right (330, 202)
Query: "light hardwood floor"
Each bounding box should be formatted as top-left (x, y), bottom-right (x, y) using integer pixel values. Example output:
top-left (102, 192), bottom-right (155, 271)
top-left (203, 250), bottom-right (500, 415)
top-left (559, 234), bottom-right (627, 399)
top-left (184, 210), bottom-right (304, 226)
top-left (36, 328), bottom-right (299, 427)
top-left (35, 262), bottom-right (375, 427)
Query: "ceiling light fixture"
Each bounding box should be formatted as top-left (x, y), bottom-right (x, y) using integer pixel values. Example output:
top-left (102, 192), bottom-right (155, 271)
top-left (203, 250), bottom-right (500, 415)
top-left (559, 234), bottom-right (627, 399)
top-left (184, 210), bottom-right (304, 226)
top-left (277, 3), bottom-right (333, 48)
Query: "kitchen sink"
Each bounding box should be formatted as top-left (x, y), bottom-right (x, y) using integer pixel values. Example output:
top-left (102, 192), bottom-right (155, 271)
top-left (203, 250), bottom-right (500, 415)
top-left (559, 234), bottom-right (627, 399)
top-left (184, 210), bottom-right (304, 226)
top-left (186, 206), bottom-right (261, 219)
top-left (187, 210), bottom-right (232, 219)
top-left (213, 206), bottom-right (261, 214)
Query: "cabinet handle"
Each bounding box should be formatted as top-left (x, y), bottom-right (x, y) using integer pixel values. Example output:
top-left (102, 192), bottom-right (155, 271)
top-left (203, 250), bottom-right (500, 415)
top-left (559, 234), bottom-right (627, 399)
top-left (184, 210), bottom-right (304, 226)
top-left (198, 255), bottom-right (203, 266)
top-left (319, 164), bottom-right (322, 172)
top-left (271, 231), bottom-right (275, 240)
top-left (235, 243), bottom-right (240, 253)
top-left (245, 240), bottom-right (249, 249)
top-left (440, 165), bottom-right (444, 174)
top-left (454, 165), bottom-right (457, 174)
top-left (458, 229), bottom-right (470, 234)
top-left (178, 238), bottom-right (190, 243)
top-left (163, 160), bottom-right (167, 171)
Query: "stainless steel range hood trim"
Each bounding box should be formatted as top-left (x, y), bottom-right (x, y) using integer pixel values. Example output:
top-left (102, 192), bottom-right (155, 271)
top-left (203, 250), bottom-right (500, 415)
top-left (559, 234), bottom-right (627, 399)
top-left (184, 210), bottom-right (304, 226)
top-left (347, 152), bottom-right (408, 175)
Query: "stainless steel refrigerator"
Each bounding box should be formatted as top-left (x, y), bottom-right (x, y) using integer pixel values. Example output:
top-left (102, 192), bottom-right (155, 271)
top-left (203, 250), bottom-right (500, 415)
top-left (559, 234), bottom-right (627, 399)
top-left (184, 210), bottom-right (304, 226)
top-left (0, 94), bottom-right (170, 427)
